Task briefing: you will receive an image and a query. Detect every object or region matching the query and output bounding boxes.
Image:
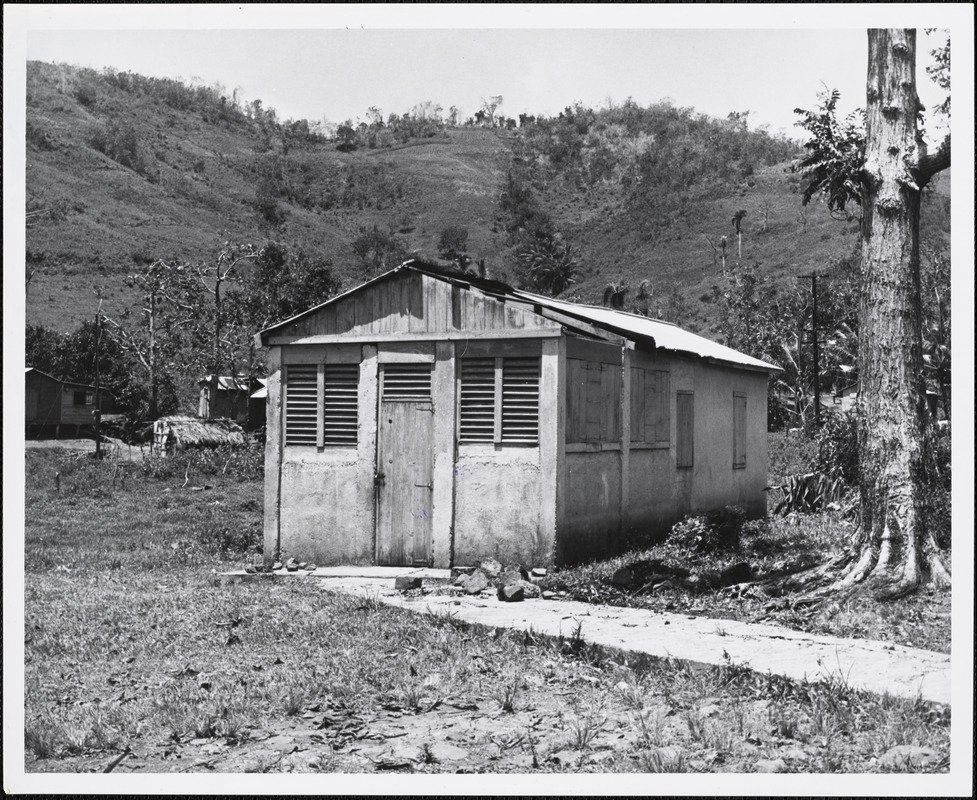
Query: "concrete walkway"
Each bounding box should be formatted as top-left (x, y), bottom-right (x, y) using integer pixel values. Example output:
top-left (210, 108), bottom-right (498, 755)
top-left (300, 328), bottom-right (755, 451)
top-left (223, 567), bottom-right (951, 706)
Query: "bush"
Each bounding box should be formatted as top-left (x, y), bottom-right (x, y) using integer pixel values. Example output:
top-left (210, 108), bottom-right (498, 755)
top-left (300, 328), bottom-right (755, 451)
top-left (663, 505), bottom-right (746, 560)
top-left (816, 410), bottom-right (859, 485)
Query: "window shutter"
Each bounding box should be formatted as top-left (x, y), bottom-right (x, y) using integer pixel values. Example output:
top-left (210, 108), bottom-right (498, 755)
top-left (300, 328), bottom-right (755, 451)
top-left (284, 364), bottom-right (318, 446)
top-left (676, 391), bottom-right (694, 468)
top-left (501, 357), bottom-right (540, 443)
top-left (651, 370), bottom-right (670, 444)
top-left (459, 358), bottom-right (496, 442)
top-left (630, 367), bottom-right (646, 443)
top-left (323, 365), bottom-right (359, 445)
top-left (733, 392), bottom-right (747, 468)
top-left (381, 364), bottom-right (432, 401)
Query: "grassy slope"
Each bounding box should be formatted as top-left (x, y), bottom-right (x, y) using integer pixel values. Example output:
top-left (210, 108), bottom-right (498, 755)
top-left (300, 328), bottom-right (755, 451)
top-left (22, 447), bottom-right (950, 774)
top-left (24, 61), bottom-right (950, 344)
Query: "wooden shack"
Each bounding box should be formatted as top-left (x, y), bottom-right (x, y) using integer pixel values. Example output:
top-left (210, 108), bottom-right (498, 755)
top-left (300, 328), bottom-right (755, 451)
top-left (255, 262), bottom-right (780, 569)
top-left (25, 367), bottom-right (113, 438)
top-left (197, 375), bottom-right (266, 429)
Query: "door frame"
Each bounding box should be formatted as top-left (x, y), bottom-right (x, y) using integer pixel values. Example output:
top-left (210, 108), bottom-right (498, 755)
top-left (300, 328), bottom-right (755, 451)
top-left (373, 357), bottom-right (437, 566)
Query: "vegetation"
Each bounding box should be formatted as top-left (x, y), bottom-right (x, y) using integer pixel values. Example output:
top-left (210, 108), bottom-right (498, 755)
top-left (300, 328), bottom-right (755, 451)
top-left (23, 447), bottom-right (950, 773)
top-left (539, 507), bottom-right (950, 656)
top-left (790, 29), bottom-right (952, 598)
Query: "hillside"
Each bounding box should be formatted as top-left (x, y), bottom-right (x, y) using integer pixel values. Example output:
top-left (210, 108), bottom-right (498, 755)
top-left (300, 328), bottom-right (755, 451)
top-left (24, 61), bottom-right (951, 338)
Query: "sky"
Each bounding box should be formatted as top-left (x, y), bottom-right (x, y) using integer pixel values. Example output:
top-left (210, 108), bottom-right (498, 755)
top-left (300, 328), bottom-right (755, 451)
top-left (9, 6), bottom-right (967, 140)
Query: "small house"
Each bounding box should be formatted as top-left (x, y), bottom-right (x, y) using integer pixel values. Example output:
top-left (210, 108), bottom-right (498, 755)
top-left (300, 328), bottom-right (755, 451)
top-left (255, 262), bottom-right (780, 569)
top-left (198, 374), bottom-right (266, 429)
top-left (25, 367), bottom-right (114, 438)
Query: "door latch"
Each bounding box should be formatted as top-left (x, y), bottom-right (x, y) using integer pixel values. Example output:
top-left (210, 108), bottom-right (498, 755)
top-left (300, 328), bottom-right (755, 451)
top-left (374, 471), bottom-right (385, 488)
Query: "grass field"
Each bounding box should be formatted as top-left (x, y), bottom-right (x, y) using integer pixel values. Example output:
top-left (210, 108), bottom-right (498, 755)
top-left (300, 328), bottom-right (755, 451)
top-left (20, 445), bottom-right (951, 774)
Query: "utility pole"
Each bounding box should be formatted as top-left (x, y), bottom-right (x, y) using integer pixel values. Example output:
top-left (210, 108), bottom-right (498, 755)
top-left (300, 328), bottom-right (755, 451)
top-left (94, 297), bottom-right (103, 459)
top-left (800, 273), bottom-right (823, 432)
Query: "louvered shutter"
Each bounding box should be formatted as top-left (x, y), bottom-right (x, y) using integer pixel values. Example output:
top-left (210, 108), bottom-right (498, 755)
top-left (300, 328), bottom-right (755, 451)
top-left (382, 364), bottom-right (432, 401)
top-left (676, 391), bottom-right (694, 468)
top-left (284, 365), bottom-right (318, 446)
top-left (733, 392), bottom-right (747, 468)
top-left (459, 358), bottom-right (496, 442)
top-left (323, 365), bottom-right (359, 445)
top-left (501, 357), bottom-right (540, 443)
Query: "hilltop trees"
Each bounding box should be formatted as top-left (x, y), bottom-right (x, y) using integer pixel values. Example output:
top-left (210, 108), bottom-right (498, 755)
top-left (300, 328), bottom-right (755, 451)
top-left (793, 29), bottom-right (951, 597)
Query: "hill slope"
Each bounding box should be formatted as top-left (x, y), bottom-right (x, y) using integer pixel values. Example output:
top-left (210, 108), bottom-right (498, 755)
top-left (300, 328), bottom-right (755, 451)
top-left (24, 61), bottom-right (951, 338)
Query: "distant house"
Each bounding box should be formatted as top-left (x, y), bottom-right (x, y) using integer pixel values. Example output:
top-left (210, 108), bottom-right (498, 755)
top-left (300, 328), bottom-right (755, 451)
top-left (254, 261), bottom-right (781, 570)
top-left (197, 374), bottom-right (266, 429)
top-left (25, 367), bottom-right (114, 438)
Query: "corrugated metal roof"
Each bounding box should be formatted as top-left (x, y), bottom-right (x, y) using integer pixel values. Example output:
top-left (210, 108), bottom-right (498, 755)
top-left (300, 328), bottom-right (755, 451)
top-left (510, 291), bottom-right (781, 372)
top-left (257, 261), bottom-right (781, 373)
top-left (199, 375), bottom-right (267, 392)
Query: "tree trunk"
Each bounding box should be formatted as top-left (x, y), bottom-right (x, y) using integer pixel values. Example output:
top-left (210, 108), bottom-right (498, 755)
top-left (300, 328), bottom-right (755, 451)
top-left (845, 29), bottom-right (949, 598)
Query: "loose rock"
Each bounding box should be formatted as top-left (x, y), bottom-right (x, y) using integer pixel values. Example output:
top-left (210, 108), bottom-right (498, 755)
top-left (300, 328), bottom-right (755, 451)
top-left (395, 576), bottom-right (423, 591)
top-left (285, 559), bottom-right (300, 572)
top-left (498, 584), bottom-right (525, 602)
top-left (512, 579), bottom-right (541, 598)
top-left (463, 571), bottom-right (489, 594)
top-left (531, 567), bottom-right (547, 579)
top-left (754, 757), bottom-right (788, 773)
top-left (497, 570), bottom-right (523, 588)
top-left (477, 558), bottom-right (503, 579)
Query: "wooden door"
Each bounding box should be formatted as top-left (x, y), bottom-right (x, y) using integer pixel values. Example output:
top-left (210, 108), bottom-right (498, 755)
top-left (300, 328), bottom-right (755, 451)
top-left (376, 364), bottom-right (434, 566)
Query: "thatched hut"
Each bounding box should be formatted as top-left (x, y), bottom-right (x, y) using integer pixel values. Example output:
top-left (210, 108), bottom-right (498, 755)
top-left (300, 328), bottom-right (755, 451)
top-left (151, 416), bottom-right (247, 455)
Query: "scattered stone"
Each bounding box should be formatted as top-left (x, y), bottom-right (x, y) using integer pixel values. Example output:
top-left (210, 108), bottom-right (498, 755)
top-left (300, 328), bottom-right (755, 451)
top-left (497, 570), bottom-right (523, 588)
top-left (245, 565), bottom-right (257, 574)
top-left (719, 561), bottom-right (753, 586)
top-left (541, 590), bottom-right (557, 600)
top-left (697, 704), bottom-right (721, 718)
top-left (531, 567), bottom-right (547, 579)
top-left (298, 562), bottom-right (307, 569)
top-left (477, 558), bottom-right (503, 579)
top-left (395, 576), bottom-right (423, 592)
top-left (498, 584), bottom-right (525, 602)
top-left (512, 579), bottom-right (541, 598)
top-left (285, 559), bottom-right (300, 572)
top-left (463, 571), bottom-right (489, 594)
top-left (304, 563), bottom-right (317, 571)
top-left (754, 757), bottom-right (788, 773)
top-left (453, 573), bottom-right (469, 587)
top-left (878, 745), bottom-right (941, 769)
top-left (272, 561), bottom-right (283, 571)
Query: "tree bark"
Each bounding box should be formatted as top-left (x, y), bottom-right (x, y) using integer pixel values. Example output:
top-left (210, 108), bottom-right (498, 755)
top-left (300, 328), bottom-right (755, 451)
top-left (844, 29), bottom-right (950, 598)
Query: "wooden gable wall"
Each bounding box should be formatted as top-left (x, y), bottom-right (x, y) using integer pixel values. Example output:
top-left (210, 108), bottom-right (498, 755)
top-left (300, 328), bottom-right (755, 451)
top-left (266, 271), bottom-right (560, 343)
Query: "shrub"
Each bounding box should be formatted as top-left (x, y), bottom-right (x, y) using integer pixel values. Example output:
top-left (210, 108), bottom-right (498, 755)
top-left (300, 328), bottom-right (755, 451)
top-left (87, 120), bottom-right (149, 176)
top-left (816, 410), bottom-right (859, 485)
top-left (27, 120), bottom-right (56, 150)
top-left (73, 82), bottom-right (98, 109)
top-left (664, 505), bottom-right (746, 558)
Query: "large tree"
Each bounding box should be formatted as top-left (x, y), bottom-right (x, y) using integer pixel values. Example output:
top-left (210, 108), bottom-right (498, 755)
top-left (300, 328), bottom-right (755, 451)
top-left (795, 29), bottom-right (951, 597)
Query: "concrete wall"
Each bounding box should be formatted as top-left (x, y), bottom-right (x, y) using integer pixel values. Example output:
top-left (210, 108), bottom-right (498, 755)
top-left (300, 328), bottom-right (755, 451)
top-left (451, 337), bottom-right (558, 568)
top-left (560, 450), bottom-right (623, 564)
top-left (557, 343), bottom-right (771, 563)
top-left (687, 362), bottom-right (768, 519)
top-left (453, 447), bottom-right (549, 566)
top-left (265, 344), bottom-right (379, 567)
